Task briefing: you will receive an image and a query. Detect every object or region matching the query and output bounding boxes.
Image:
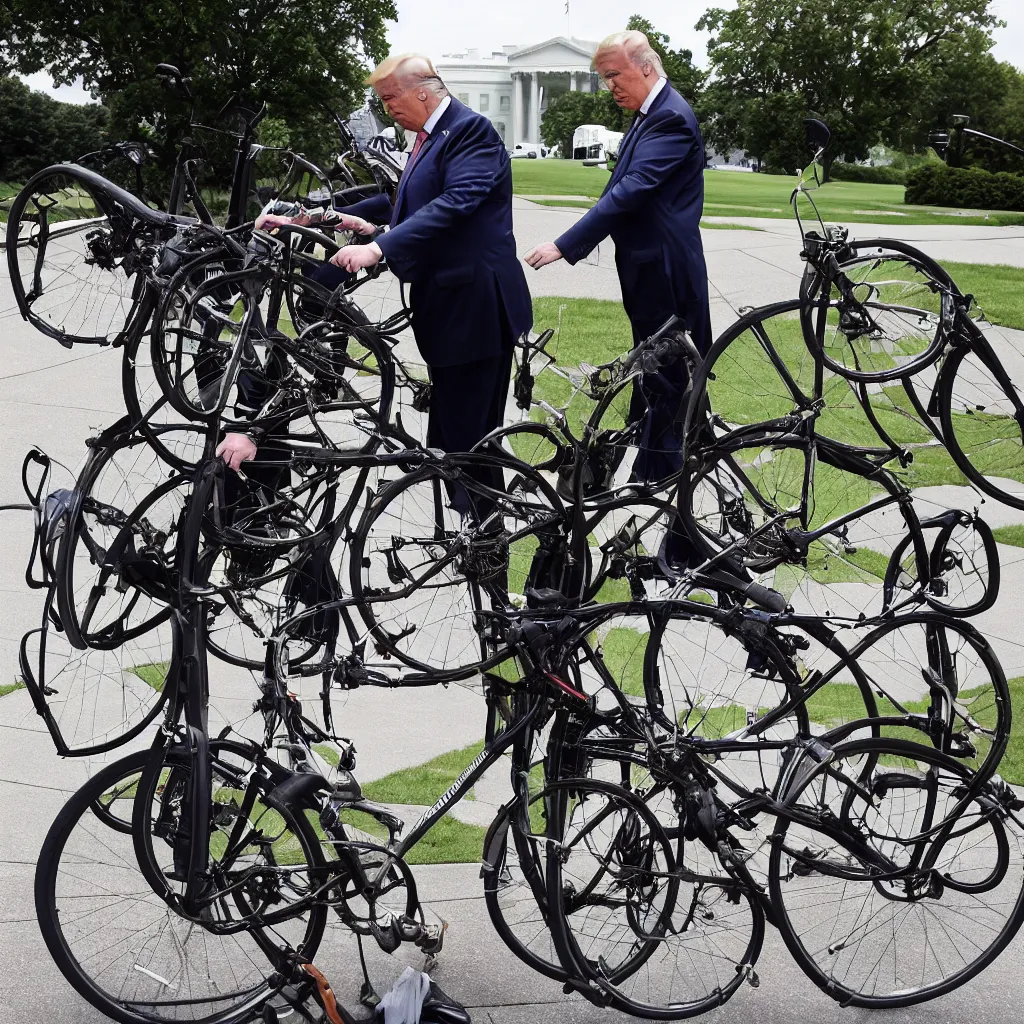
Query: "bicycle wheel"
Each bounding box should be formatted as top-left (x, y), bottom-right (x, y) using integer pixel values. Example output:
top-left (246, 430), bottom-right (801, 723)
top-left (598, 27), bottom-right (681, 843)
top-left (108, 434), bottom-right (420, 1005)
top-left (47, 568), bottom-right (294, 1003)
top-left (19, 608), bottom-right (176, 756)
top-left (55, 436), bottom-right (188, 649)
top-left (686, 298), bottom-right (935, 457)
top-left (5, 165), bottom-right (157, 346)
top-left (123, 325), bottom-right (209, 468)
top-left (817, 613), bottom-right (1010, 783)
top-left (194, 463), bottom-right (340, 670)
top-left (278, 320), bottom-right (397, 454)
top-left (150, 261), bottom-right (258, 419)
top-left (768, 736), bottom-right (1024, 1007)
top-left (802, 241), bottom-right (956, 383)
top-left (36, 748), bottom-right (325, 1024)
top-left (545, 776), bottom-right (764, 1020)
top-left (348, 456), bottom-right (565, 677)
top-left (483, 685), bottom-right (663, 986)
top-left (680, 434), bottom-right (927, 621)
top-left (482, 793), bottom-right (566, 982)
top-left (938, 335), bottom-right (1024, 510)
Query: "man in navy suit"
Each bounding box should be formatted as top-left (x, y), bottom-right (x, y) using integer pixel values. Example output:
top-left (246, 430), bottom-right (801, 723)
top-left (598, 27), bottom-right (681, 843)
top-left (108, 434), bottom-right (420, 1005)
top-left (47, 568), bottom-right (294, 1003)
top-left (525, 30), bottom-right (711, 486)
top-left (219, 54), bottom-right (531, 520)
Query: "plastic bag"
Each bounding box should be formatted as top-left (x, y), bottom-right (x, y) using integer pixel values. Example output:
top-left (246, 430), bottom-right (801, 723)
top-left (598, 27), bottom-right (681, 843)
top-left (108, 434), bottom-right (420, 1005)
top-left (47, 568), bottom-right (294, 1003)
top-left (375, 967), bottom-right (431, 1024)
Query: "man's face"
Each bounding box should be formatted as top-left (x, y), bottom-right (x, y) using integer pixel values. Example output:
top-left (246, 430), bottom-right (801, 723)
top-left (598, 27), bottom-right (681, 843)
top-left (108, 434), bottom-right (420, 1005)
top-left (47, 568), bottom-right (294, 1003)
top-left (375, 77), bottom-right (426, 131)
top-left (595, 48), bottom-right (654, 110)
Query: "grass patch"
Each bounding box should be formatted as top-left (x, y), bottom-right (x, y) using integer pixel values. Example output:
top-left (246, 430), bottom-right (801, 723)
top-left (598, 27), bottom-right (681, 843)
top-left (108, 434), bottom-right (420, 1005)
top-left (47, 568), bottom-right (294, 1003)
top-left (0, 681), bottom-right (25, 698)
top-left (129, 663), bottom-right (169, 691)
top-left (314, 741), bottom-right (490, 864)
top-left (700, 221), bottom-right (765, 231)
top-left (530, 295), bottom-right (634, 439)
top-left (401, 816), bottom-right (488, 865)
top-left (992, 524), bottom-right (1024, 547)
top-left (804, 678), bottom-right (1019, 781)
top-left (361, 740), bottom-right (485, 806)
top-left (527, 197), bottom-right (764, 231)
top-left (940, 262), bottom-right (1024, 331)
top-left (512, 162), bottom-right (1024, 226)
top-left (680, 703), bottom-right (767, 738)
top-left (774, 544), bottom-right (892, 594)
top-left (598, 626), bottom-right (649, 697)
top-left (531, 199), bottom-right (596, 209)
top-left (512, 160), bottom-right (610, 198)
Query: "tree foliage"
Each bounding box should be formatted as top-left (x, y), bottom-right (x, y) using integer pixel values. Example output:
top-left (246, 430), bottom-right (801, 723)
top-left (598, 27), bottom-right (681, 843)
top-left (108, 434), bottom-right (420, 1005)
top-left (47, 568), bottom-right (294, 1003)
top-left (0, 76), bottom-right (109, 181)
top-left (0, 0), bottom-right (396, 177)
top-left (697, 0), bottom-right (1002, 175)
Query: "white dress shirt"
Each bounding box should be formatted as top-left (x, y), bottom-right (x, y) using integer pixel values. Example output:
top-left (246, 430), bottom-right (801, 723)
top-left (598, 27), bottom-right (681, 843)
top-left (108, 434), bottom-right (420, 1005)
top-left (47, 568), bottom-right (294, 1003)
top-left (422, 95), bottom-right (452, 136)
top-left (640, 75), bottom-right (667, 116)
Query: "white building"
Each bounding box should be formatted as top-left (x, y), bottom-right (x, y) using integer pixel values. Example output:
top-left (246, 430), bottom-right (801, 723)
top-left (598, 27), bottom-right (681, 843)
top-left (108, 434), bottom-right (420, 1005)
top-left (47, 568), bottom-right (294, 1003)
top-left (435, 37), bottom-right (600, 152)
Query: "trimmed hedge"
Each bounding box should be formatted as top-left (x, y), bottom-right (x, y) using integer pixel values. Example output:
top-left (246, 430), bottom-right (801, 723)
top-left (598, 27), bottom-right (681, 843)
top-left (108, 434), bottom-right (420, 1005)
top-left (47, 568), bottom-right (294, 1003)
top-left (906, 163), bottom-right (1024, 211)
top-left (828, 162), bottom-right (907, 185)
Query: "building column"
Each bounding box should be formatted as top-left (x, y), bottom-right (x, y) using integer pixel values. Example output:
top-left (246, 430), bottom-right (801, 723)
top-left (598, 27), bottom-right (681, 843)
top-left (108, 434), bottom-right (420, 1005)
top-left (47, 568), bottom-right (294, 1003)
top-left (529, 71), bottom-right (540, 144)
top-left (513, 73), bottom-right (524, 146)
top-left (569, 71), bottom-right (577, 92)
top-left (580, 71), bottom-right (592, 93)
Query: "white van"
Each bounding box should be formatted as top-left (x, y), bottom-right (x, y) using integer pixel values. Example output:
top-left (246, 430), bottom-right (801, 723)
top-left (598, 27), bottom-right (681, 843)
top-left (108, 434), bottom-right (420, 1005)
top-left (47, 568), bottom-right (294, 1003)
top-left (511, 142), bottom-right (553, 159)
top-left (572, 124), bottom-right (625, 162)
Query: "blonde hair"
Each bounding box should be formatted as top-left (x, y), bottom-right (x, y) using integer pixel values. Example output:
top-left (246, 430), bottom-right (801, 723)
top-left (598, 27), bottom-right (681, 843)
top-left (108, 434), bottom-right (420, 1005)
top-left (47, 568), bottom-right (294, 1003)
top-left (366, 53), bottom-right (447, 95)
top-left (593, 30), bottom-right (664, 75)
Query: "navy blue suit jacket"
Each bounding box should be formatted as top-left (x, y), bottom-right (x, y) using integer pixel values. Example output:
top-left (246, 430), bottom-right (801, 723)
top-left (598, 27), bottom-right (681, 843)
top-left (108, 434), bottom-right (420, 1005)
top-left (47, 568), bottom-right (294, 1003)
top-left (554, 83), bottom-right (711, 354)
top-left (341, 99), bottom-right (532, 368)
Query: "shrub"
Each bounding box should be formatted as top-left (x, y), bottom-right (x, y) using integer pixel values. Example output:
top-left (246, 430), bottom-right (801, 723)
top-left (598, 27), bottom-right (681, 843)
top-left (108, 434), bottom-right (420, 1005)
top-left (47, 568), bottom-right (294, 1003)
top-left (829, 162), bottom-right (907, 185)
top-left (905, 164), bottom-right (1024, 211)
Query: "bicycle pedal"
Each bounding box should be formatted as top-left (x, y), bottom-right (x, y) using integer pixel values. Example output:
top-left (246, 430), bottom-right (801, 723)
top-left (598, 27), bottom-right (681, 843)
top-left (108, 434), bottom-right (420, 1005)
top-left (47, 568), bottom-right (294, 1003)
top-left (416, 919), bottom-right (448, 957)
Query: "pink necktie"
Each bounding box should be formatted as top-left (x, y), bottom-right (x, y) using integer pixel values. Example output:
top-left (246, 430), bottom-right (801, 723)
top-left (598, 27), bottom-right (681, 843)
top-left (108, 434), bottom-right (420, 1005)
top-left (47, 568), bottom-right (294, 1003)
top-left (408, 130), bottom-right (429, 167)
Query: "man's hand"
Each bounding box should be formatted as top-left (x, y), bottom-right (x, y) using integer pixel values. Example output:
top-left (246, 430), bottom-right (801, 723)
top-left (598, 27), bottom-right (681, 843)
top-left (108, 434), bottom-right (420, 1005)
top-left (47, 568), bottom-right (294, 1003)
top-left (216, 433), bottom-right (257, 473)
top-left (525, 242), bottom-right (563, 269)
top-left (330, 242), bottom-right (383, 273)
top-left (255, 211), bottom-right (309, 231)
top-left (333, 214), bottom-right (377, 236)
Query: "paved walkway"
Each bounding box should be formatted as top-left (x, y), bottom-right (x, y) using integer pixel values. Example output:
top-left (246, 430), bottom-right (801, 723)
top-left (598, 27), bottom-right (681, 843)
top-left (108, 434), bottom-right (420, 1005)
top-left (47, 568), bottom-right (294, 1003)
top-left (4, 205), bottom-right (1024, 1023)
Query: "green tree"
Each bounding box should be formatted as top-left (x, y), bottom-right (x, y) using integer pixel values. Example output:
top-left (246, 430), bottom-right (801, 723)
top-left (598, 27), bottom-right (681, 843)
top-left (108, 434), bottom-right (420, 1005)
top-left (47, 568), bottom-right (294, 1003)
top-left (625, 14), bottom-right (707, 102)
top-left (697, 0), bottom-right (1001, 177)
top-left (0, 0), bottom-right (395, 177)
top-left (0, 75), bottom-right (109, 181)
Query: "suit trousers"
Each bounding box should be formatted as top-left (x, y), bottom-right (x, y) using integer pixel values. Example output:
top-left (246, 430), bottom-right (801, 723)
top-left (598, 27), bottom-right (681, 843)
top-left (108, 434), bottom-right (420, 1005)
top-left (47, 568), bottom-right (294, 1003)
top-left (427, 333), bottom-right (514, 519)
top-left (627, 317), bottom-right (690, 484)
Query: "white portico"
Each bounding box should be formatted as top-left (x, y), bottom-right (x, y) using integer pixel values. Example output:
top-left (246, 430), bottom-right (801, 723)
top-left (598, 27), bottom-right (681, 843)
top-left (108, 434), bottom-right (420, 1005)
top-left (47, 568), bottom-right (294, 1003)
top-left (435, 37), bottom-right (599, 152)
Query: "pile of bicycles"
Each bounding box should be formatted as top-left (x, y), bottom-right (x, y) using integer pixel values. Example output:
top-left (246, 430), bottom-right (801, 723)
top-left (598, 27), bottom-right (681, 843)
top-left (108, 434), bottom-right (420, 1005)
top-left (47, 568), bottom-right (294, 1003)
top-left (4, 99), bottom-right (1024, 1023)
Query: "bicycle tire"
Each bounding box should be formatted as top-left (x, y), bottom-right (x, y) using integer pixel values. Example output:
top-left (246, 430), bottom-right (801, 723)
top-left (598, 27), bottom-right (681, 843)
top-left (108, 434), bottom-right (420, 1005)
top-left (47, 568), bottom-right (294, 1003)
top-left (544, 775), bottom-right (764, 1020)
top-left (36, 748), bottom-right (324, 1024)
top-left (937, 333), bottom-right (1024, 510)
top-left (768, 735), bottom-right (1024, 1008)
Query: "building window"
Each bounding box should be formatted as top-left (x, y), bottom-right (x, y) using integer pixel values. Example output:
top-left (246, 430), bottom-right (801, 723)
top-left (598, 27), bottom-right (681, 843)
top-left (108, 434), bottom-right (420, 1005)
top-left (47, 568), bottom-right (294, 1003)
top-left (479, 94), bottom-right (490, 112)
top-left (499, 95), bottom-right (510, 114)
top-left (458, 92), bottom-right (470, 107)
top-left (494, 121), bottom-right (506, 142)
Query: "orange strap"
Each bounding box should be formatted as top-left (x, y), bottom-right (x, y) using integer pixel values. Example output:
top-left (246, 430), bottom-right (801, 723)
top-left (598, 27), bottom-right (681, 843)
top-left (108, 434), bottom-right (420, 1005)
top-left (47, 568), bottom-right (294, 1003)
top-left (300, 962), bottom-right (346, 1024)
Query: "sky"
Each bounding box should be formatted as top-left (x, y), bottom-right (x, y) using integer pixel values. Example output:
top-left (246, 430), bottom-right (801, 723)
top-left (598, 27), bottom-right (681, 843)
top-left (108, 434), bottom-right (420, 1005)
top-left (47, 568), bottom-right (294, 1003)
top-left (19, 0), bottom-right (1024, 104)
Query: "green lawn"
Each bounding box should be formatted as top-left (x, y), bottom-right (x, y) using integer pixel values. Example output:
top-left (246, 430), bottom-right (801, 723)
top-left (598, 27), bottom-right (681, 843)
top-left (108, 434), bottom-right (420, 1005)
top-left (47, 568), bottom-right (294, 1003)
top-left (993, 524), bottom-right (1024, 547)
top-left (512, 161), bottom-right (1024, 227)
top-left (943, 262), bottom-right (1024, 330)
top-left (313, 740), bottom-right (489, 865)
top-left (0, 681), bottom-right (25, 698)
top-left (129, 663), bottom-right (170, 691)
